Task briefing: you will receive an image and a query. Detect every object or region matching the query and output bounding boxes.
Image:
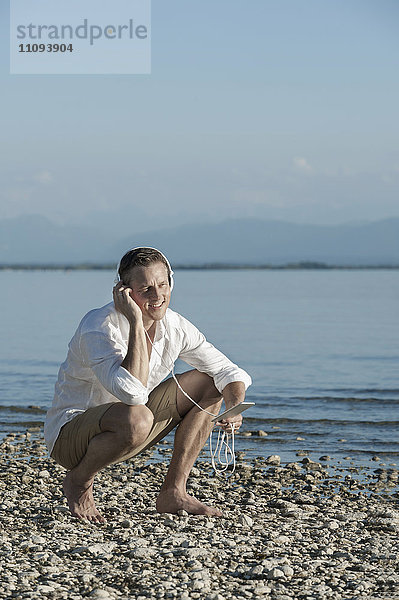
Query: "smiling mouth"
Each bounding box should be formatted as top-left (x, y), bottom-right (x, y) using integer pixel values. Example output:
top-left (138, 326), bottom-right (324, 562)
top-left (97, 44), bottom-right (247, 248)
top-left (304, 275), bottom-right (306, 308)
top-left (149, 302), bottom-right (164, 309)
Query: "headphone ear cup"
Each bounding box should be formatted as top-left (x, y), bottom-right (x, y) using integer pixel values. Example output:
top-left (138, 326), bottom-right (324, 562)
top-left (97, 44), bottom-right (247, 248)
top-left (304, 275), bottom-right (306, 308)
top-left (170, 274), bottom-right (174, 290)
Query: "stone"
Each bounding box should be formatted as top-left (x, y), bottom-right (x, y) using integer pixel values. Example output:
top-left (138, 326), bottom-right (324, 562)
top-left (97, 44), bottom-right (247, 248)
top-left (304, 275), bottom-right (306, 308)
top-left (129, 547), bottom-right (156, 558)
top-left (88, 543), bottom-right (115, 556)
top-left (254, 585), bottom-right (271, 596)
top-left (89, 590), bottom-right (113, 600)
top-left (266, 567), bottom-right (285, 580)
top-left (238, 514), bottom-right (254, 527)
top-left (265, 455), bottom-right (281, 465)
top-left (120, 519), bottom-right (131, 528)
top-left (183, 547), bottom-right (209, 559)
top-left (252, 565), bottom-right (265, 577)
top-left (281, 565), bottom-right (294, 577)
top-left (38, 469), bottom-right (50, 478)
top-left (37, 585), bottom-right (56, 593)
top-left (30, 535), bottom-right (47, 545)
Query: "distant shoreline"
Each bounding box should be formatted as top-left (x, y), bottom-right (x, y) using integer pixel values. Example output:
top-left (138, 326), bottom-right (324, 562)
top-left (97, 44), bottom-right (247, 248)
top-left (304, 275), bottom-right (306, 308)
top-left (1, 262), bottom-right (399, 271)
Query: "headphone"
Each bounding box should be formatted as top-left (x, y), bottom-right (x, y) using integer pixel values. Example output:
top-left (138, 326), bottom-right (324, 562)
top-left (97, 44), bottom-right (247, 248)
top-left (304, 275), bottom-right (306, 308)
top-left (116, 247), bottom-right (174, 290)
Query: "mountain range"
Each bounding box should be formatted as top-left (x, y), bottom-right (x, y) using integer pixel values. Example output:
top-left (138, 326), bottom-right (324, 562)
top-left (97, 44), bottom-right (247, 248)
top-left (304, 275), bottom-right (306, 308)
top-left (1, 214), bottom-right (399, 266)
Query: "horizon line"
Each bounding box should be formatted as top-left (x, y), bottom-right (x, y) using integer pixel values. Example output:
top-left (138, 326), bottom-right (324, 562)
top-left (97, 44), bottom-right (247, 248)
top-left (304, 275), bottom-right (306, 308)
top-left (1, 262), bottom-right (399, 271)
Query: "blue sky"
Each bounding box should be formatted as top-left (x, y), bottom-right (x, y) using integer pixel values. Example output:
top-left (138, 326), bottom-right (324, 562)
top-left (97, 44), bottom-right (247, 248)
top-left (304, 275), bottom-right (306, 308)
top-left (1, 0), bottom-right (399, 233)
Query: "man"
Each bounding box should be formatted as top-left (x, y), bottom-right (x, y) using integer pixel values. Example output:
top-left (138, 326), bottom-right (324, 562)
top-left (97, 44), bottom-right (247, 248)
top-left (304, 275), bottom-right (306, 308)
top-left (44, 247), bottom-right (252, 523)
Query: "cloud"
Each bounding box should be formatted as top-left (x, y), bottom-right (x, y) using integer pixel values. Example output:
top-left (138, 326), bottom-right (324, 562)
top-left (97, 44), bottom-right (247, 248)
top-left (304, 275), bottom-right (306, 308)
top-left (34, 170), bottom-right (54, 184)
top-left (293, 157), bottom-right (313, 174)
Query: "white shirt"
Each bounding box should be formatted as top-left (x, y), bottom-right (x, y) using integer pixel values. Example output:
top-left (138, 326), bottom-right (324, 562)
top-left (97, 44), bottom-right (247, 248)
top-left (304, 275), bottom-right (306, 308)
top-left (44, 302), bottom-right (252, 454)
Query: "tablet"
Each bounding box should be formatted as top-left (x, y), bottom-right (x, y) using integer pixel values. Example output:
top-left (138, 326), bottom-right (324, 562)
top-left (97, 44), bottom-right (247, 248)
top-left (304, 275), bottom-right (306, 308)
top-left (211, 401), bottom-right (255, 423)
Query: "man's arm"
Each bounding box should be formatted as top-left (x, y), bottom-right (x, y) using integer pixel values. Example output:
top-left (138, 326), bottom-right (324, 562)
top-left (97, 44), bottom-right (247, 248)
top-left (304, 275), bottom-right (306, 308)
top-left (113, 282), bottom-right (149, 387)
top-left (220, 381), bottom-right (246, 429)
top-left (175, 314), bottom-right (251, 430)
top-left (177, 314), bottom-right (252, 395)
top-left (120, 321), bottom-right (149, 387)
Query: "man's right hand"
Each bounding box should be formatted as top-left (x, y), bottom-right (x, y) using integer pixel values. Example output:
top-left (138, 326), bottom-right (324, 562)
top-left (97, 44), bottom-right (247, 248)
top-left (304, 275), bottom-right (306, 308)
top-left (113, 282), bottom-right (143, 325)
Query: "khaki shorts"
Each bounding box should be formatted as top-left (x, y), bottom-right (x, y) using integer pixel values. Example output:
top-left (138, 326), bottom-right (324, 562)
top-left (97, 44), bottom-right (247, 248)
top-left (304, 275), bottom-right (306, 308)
top-left (51, 378), bottom-right (181, 470)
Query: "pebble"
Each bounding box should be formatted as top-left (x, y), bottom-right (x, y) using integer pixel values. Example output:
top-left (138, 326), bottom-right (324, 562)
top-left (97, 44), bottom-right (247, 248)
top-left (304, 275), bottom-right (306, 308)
top-left (281, 565), bottom-right (294, 577)
top-left (31, 535), bottom-right (47, 545)
top-left (265, 455), bottom-right (281, 465)
top-left (120, 519), bottom-right (131, 528)
top-left (238, 514), bottom-right (253, 527)
top-left (0, 434), bottom-right (398, 600)
top-left (90, 590), bottom-right (114, 599)
top-left (267, 567), bottom-right (285, 579)
top-left (254, 585), bottom-right (271, 596)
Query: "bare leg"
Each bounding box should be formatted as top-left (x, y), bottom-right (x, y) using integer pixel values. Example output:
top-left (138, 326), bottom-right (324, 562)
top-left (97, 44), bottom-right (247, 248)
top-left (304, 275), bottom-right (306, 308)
top-left (156, 371), bottom-right (223, 516)
top-left (63, 404), bottom-right (153, 523)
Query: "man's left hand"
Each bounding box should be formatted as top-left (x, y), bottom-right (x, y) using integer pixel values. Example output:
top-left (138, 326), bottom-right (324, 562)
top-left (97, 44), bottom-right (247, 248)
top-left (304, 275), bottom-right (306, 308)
top-left (216, 414), bottom-right (243, 433)
top-left (217, 381), bottom-right (246, 432)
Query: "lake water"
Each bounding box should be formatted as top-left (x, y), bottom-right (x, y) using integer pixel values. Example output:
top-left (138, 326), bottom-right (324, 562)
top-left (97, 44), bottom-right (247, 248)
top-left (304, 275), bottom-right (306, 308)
top-left (0, 269), bottom-right (398, 469)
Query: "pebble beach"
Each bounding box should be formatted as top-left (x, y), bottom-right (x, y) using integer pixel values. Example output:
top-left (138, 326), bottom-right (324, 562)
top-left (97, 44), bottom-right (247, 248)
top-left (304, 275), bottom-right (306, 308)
top-left (1, 432), bottom-right (399, 600)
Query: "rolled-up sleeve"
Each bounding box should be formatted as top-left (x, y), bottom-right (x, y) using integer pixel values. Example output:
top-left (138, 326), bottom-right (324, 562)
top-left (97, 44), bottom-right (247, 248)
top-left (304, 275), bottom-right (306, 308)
top-left (79, 332), bottom-right (148, 405)
top-left (178, 318), bottom-right (252, 393)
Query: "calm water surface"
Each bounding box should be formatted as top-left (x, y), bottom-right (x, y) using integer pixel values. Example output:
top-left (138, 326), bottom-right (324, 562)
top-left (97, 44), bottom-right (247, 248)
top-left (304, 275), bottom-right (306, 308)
top-left (0, 269), bottom-right (398, 468)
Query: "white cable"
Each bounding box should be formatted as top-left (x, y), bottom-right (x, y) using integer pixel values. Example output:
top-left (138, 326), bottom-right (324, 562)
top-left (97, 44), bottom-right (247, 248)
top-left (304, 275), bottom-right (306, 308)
top-left (144, 328), bottom-right (237, 474)
top-left (209, 423), bottom-right (236, 475)
top-left (145, 329), bottom-right (217, 417)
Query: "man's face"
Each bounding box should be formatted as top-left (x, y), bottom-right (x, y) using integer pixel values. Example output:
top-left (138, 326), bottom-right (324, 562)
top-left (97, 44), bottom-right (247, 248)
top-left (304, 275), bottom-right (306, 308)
top-left (126, 261), bottom-right (171, 324)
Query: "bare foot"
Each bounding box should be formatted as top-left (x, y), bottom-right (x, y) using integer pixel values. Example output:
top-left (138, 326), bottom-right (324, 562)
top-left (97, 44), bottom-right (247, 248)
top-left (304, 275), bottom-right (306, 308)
top-left (63, 472), bottom-right (106, 523)
top-left (156, 488), bottom-right (223, 516)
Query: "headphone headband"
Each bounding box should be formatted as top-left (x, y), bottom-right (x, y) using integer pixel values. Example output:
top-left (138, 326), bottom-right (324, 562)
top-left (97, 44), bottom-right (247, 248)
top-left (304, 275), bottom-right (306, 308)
top-left (116, 247), bottom-right (174, 290)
